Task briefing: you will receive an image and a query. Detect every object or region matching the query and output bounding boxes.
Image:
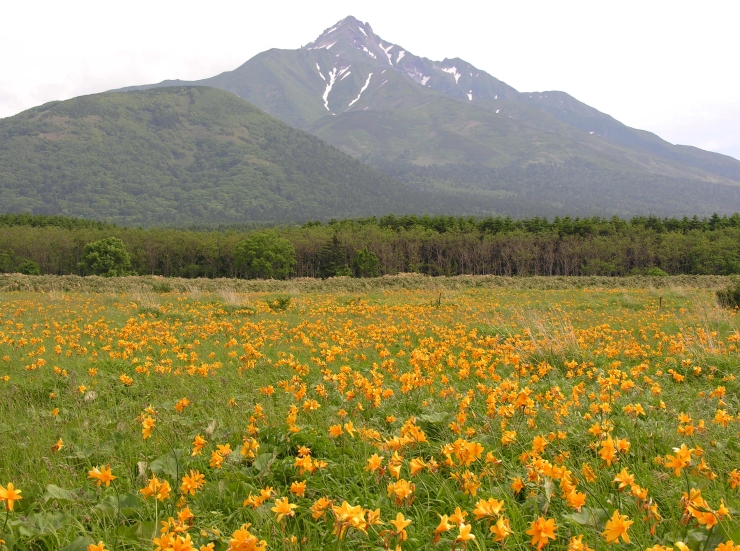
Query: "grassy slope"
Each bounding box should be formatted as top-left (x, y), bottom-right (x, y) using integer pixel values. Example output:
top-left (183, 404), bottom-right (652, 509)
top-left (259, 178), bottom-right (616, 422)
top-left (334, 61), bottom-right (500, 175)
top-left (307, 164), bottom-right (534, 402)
top-left (0, 87), bottom-right (449, 225)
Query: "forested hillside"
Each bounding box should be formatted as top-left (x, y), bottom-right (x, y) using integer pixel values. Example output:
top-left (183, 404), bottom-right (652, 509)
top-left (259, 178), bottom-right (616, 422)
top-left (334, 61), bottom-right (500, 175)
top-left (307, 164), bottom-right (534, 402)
top-left (0, 87), bottom-right (451, 225)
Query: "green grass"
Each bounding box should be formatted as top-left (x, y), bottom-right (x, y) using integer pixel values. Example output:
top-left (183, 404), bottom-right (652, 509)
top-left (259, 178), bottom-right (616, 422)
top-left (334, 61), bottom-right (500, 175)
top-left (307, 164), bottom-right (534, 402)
top-left (0, 282), bottom-right (739, 550)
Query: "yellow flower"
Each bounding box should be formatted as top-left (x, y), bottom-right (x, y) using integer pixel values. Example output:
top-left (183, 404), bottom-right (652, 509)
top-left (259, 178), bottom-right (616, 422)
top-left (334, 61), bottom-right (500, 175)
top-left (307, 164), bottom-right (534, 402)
top-left (490, 516), bottom-right (512, 543)
top-left (227, 523), bottom-right (266, 551)
top-left (473, 497), bottom-right (504, 520)
top-left (51, 438), bottom-right (64, 454)
top-left (566, 490), bottom-right (587, 511)
top-left (449, 506), bottom-right (468, 525)
top-left (598, 436), bottom-right (617, 466)
top-left (87, 543), bottom-right (108, 551)
top-left (526, 516), bottom-right (557, 550)
top-left (389, 512), bottom-right (412, 541)
top-left (271, 497), bottom-right (297, 522)
top-left (88, 465), bottom-right (116, 487)
top-left (365, 453), bottom-right (383, 473)
top-left (180, 470), bottom-right (205, 495)
top-left (568, 535), bottom-right (594, 551)
top-left (175, 397), bottom-right (190, 412)
top-left (141, 415), bottom-right (156, 439)
top-left (290, 481), bottom-right (306, 497)
top-left (455, 523), bottom-right (475, 543)
top-left (409, 457), bottom-right (427, 476)
top-left (309, 497), bottom-right (332, 520)
top-left (613, 468), bottom-right (634, 490)
top-left (511, 477), bottom-right (525, 494)
top-left (191, 434), bottom-right (207, 456)
top-left (434, 514), bottom-right (452, 542)
top-left (602, 510), bottom-right (633, 544)
top-left (0, 482), bottom-right (22, 511)
top-left (665, 444), bottom-right (693, 476)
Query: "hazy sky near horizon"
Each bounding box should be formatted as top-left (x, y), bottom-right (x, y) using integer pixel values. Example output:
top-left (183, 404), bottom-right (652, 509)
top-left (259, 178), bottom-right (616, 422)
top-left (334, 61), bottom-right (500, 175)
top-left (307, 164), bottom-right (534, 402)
top-left (2, 0), bottom-right (739, 159)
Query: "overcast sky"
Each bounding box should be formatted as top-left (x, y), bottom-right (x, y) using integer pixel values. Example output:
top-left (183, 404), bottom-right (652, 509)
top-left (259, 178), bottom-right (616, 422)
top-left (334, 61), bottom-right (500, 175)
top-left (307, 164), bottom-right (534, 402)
top-left (2, 0), bottom-right (738, 160)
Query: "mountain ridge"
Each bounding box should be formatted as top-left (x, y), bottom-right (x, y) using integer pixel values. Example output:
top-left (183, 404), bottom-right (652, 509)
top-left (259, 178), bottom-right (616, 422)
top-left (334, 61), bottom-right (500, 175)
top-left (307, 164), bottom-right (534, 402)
top-left (0, 87), bottom-right (469, 225)
top-left (114, 15), bottom-right (740, 186)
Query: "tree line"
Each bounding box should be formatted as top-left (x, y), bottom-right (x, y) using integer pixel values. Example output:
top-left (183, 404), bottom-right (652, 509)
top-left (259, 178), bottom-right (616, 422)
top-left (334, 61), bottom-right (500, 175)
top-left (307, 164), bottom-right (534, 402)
top-left (2, 213), bottom-right (740, 278)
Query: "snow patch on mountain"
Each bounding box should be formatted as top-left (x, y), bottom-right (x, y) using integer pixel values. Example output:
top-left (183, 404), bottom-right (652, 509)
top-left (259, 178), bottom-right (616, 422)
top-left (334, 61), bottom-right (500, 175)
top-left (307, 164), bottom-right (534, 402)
top-left (421, 76), bottom-right (430, 86)
top-left (348, 73), bottom-right (373, 107)
top-left (358, 26), bottom-right (367, 37)
top-left (467, 91), bottom-right (473, 100)
top-left (379, 43), bottom-right (394, 65)
top-left (316, 64), bottom-right (325, 81)
top-left (322, 67), bottom-right (338, 113)
top-left (362, 46), bottom-right (377, 59)
top-left (442, 66), bottom-right (461, 84)
top-left (340, 71), bottom-right (352, 81)
top-left (397, 50), bottom-right (406, 63)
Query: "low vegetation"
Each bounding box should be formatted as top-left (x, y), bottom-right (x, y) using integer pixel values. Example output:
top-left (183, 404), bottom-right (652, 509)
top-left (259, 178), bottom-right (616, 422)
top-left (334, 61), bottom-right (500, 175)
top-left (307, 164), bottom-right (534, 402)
top-left (0, 281), bottom-right (739, 550)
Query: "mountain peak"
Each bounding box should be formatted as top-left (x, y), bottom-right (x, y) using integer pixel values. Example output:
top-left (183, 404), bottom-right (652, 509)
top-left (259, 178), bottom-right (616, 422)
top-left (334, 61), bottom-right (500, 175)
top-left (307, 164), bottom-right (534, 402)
top-left (304, 15), bottom-right (376, 53)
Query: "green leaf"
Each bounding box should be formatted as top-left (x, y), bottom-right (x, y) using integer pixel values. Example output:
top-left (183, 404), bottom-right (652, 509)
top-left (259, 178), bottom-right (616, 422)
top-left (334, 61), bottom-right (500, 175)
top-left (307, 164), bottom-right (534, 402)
top-left (564, 507), bottom-right (608, 528)
top-left (43, 484), bottom-right (76, 502)
top-left (60, 536), bottom-right (95, 551)
top-left (66, 446), bottom-right (95, 459)
top-left (686, 530), bottom-right (707, 551)
top-left (253, 452), bottom-right (273, 473)
top-left (150, 449), bottom-right (185, 479)
top-left (116, 521), bottom-right (156, 542)
top-left (418, 412), bottom-right (447, 424)
top-left (17, 512), bottom-right (73, 537)
top-left (96, 493), bottom-right (141, 516)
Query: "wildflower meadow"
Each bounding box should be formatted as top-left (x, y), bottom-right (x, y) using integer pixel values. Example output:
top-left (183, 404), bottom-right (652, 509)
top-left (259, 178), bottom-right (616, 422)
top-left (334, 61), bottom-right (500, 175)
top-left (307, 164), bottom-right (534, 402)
top-left (0, 279), bottom-right (739, 551)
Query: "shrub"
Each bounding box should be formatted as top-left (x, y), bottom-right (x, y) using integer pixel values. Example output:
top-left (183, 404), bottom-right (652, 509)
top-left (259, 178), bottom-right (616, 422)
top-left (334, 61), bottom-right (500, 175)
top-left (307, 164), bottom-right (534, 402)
top-left (151, 281), bottom-right (173, 293)
top-left (716, 283), bottom-right (740, 308)
top-left (18, 260), bottom-right (41, 275)
top-left (266, 294), bottom-right (292, 311)
top-left (235, 232), bottom-right (296, 280)
top-left (80, 237), bottom-right (132, 277)
top-left (353, 247), bottom-right (380, 277)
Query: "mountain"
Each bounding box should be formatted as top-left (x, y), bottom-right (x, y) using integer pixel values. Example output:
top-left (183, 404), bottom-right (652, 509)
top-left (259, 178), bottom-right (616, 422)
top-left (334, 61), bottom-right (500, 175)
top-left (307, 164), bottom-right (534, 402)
top-left (3, 17), bottom-right (740, 224)
top-left (0, 87), bottom-right (463, 225)
top-left (117, 16), bottom-right (740, 186)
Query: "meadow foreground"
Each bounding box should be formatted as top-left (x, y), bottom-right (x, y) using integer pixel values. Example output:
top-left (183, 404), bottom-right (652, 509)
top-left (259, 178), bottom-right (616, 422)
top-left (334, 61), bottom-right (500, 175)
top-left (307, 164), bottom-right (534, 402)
top-left (0, 283), bottom-right (739, 550)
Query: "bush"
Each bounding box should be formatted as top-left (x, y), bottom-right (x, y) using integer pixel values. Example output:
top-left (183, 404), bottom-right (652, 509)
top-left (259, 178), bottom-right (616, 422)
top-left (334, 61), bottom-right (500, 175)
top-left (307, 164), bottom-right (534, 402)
top-left (151, 281), bottom-right (173, 293)
top-left (235, 232), bottom-right (296, 280)
top-left (353, 247), bottom-right (380, 277)
top-left (266, 294), bottom-right (292, 311)
top-left (716, 283), bottom-right (740, 308)
top-left (80, 237), bottom-right (132, 277)
top-left (17, 260), bottom-right (41, 275)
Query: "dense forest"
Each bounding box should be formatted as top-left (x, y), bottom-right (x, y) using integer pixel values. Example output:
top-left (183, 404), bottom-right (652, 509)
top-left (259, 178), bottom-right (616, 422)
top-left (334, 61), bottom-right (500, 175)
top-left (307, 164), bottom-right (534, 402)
top-left (2, 213), bottom-right (740, 278)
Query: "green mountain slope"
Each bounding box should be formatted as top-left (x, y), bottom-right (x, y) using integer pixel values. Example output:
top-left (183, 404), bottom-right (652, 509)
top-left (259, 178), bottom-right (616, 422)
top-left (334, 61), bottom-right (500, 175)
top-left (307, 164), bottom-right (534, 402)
top-left (0, 87), bottom-right (449, 225)
top-left (3, 86), bottom-right (740, 222)
top-left (117, 15), bottom-right (740, 187)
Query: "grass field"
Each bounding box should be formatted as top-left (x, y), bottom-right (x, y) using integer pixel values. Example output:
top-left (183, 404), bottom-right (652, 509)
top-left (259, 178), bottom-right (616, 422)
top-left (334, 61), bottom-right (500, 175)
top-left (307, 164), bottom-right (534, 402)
top-left (0, 280), bottom-right (739, 551)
